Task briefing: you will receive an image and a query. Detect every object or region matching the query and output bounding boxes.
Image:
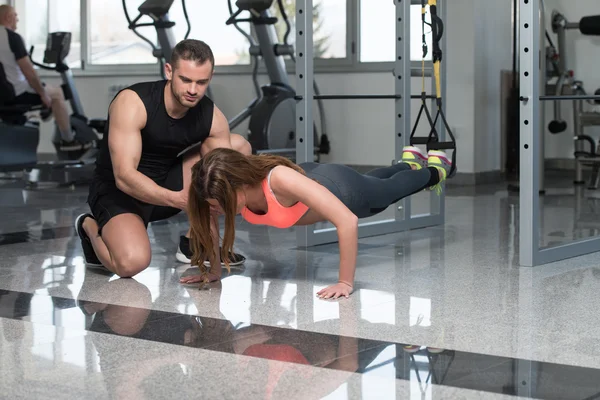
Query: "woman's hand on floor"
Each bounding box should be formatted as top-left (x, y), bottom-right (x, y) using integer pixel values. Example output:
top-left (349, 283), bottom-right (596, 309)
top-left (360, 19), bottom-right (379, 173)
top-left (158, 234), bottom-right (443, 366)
top-left (317, 282), bottom-right (353, 299)
top-left (180, 271), bottom-right (221, 284)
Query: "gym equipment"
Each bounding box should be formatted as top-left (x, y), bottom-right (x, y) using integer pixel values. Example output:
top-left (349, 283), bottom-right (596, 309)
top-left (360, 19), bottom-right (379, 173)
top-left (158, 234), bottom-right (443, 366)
top-left (504, 0), bottom-right (547, 194)
top-left (123, 0), bottom-right (329, 161)
top-left (226, 0), bottom-right (328, 159)
top-left (123, 0), bottom-right (183, 80)
top-left (0, 32), bottom-right (105, 186)
top-left (544, 11), bottom-right (600, 187)
top-left (517, 0), bottom-right (600, 267)
top-left (294, 0), bottom-right (452, 249)
top-left (409, 0), bottom-right (457, 177)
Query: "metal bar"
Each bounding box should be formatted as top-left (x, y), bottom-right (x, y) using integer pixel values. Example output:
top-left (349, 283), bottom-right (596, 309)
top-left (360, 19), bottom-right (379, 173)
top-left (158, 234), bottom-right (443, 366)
top-left (539, 0), bottom-right (546, 193)
top-left (540, 95), bottom-right (600, 101)
top-left (256, 147), bottom-right (318, 154)
top-left (565, 22), bottom-right (580, 30)
top-left (300, 214), bottom-right (443, 247)
top-left (537, 236), bottom-right (600, 264)
top-left (519, 0), bottom-right (540, 266)
top-left (295, 0), bottom-right (314, 248)
top-left (62, 70), bottom-right (85, 116)
top-left (156, 15), bottom-right (177, 63)
top-left (255, 10), bottom-right (290, 86)
top-left (434, 0), bottom-right (447, 219)
top-left (294, 95), bottom-right (437, 100)
top-left (396, 0), bottom-right (412, 222)
top-left (80, 0), bottom-right (88, 69)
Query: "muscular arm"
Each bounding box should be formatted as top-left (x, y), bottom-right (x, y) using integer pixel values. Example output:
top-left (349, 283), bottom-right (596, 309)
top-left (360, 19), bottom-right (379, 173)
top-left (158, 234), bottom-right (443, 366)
top-left (200, 106), bottom-right (233, 157)
top-left (109, 90), bottom-right (179, 208)
top-left (271, 166), bottom-right (359, 286)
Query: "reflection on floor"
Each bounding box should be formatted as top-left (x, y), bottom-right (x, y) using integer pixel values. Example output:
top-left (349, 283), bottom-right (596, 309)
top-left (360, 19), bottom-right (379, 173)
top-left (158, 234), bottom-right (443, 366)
top-left (2, 172), bottom-right (600, 399)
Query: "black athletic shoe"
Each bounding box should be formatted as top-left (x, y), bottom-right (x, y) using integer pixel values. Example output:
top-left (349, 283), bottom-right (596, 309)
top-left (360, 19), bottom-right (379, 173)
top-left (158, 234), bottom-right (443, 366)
top-left (176, 235), bottom-right (246, 267)
top-left (74, 213), bottom-right (103, 267)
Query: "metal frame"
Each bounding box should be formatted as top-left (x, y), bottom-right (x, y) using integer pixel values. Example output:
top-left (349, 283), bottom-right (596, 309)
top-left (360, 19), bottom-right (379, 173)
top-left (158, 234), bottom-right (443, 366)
top-left (519, 0), bottom-right (600, 266)
top-left (295, 0), bottom-right (446, 247)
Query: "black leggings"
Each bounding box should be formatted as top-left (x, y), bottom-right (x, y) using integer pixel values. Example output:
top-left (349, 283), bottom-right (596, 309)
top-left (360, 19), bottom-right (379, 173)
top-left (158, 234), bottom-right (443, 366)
top-left (300, 162), bottom-right (439, 219)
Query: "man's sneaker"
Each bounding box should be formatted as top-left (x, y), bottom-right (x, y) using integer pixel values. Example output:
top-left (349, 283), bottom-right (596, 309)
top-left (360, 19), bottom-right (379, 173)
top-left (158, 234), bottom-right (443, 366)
top-left (74, 213), bottom-right (103, 267)
top-left (401, 146), bottom-right (428, 169)
top-left (427, 150), bottom-right (454, 194)
top-left (176, 235), bottom-right (246, 267)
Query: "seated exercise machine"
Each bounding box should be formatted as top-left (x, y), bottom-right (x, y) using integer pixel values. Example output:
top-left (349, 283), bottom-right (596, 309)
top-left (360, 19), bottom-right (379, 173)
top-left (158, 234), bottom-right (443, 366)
top-left (124, 0), bottom-right (329, 161)
top-left (0, 32), bottom-right (105, 186)
top-left (544, 10), bottom-right (600, 188)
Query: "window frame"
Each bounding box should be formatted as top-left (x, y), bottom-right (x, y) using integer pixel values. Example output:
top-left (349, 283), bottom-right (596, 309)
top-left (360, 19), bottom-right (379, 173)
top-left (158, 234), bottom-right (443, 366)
top-left (32, 0), bottom-right (433, 78)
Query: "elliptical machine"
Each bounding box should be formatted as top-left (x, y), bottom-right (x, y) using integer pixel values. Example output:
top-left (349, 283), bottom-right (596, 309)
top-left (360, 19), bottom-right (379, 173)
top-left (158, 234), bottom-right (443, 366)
top-left (225, 0), bottom-right (329, 160)
top-left (124, 0), bottom-right (329, 161)
top-left (24, 32), bottom-right (105, 186)
top-left (0, 32), bottom-right (105, 186)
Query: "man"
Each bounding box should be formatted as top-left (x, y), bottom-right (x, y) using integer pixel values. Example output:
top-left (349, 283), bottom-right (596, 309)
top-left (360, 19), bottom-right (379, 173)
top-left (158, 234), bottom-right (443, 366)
top-left (0, 5), bottom-right (79, 148)
top-left (74, 39), bottom-right (251, 278)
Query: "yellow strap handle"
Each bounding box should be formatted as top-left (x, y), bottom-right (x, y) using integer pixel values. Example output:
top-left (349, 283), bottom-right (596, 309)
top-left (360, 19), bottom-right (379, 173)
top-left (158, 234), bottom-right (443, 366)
top-left (429, 0), bottom-right (441, 100)
top-left (433, 61), bottom-right (441, 100)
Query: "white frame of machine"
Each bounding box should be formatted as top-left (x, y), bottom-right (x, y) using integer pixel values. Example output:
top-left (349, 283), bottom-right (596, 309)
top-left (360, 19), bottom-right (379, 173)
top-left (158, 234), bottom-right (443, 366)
top-left (294, 0), bottom-right (447, 247)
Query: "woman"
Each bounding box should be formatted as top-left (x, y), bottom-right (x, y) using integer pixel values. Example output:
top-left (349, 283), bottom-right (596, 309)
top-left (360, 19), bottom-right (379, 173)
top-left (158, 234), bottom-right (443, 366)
top-left (180, 146), bottom-right (453, 299)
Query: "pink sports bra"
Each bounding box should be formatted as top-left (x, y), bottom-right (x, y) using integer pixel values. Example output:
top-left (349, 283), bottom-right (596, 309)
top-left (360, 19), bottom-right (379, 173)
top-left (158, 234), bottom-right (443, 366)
top-left (241, 169), bottom-right (309, 228)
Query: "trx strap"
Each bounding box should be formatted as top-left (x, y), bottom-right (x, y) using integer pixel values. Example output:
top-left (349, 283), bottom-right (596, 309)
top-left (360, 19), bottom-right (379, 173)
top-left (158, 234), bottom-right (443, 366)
top-left (410, 0), bottom-right (457, 177)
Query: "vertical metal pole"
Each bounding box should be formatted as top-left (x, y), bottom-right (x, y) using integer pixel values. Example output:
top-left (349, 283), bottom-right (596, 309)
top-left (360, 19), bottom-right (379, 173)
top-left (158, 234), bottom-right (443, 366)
top-left (538, 0), bottom-right (546, 193)
top-left (81, 0), bottom-right (88, 69)
top-left (435, 0), bottom-right (447, 218)
top-left (519, 0), bottom-right (540, 266)
top-left (296, 0), bottom-right (314, 247)
top-left (396, 0), bottom-right (411, 222)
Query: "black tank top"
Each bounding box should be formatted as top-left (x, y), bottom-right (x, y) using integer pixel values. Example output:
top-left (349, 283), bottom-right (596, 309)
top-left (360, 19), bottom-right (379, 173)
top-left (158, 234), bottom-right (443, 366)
top-left (93, 80), bottom-right (214, 184)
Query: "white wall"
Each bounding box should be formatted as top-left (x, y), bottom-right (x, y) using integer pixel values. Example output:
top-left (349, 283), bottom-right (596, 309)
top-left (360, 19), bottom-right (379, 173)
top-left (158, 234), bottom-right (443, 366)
top-left (37, 0), bottom-right (600, 174)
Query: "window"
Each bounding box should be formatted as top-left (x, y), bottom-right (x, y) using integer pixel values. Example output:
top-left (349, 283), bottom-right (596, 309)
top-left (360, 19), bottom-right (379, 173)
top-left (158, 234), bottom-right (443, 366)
top-left (360, 1), bottom-right (432, 62)
top-left (88, 0), bottom-right (157, 65)
top-left (13, 0), bottom-right (48, 65)
top-left (168, 0), bottom-right (252, 66)
top-left (13, 0), bottom-right (80, 68)
top-left (268, 0), bottom-right (347, 59)
top-left (48, 0), bottom-right (80, 67)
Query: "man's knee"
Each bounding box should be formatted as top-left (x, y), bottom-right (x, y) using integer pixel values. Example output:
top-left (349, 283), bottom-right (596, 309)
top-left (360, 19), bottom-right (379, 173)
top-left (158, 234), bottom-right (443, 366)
top-left (112, 250), bottom-right (151, 278)
top-left (46, 86), bottom-right (65, 101)
top-left (231, 134), bottom-right (252, 155)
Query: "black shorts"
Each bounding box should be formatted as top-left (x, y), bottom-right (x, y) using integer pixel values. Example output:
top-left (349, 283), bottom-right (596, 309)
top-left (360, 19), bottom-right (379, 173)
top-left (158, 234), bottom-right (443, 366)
top-left (88, 162), bottom-right (184, 235)
top-left (11, 92), bottom-right (42, 106)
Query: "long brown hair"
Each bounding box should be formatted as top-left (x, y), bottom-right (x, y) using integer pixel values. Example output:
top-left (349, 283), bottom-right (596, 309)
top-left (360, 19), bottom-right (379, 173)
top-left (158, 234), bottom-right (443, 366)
top-left (188, 148), bottom-right (306, 276)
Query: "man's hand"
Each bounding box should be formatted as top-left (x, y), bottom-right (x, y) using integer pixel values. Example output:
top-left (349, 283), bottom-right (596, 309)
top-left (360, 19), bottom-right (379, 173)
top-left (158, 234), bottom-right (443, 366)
top-left (40, 91), bottom-right (52, 110)
top-left (317, 282), bottom-right (353, 300)
top-left (170, 189), bottom-right (188, 211)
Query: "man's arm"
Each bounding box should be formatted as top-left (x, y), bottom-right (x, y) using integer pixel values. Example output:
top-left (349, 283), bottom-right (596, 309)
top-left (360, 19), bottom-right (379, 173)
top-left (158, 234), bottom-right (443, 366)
top-left (200, 106), bottom-right (233, 157)
top-left (8, 30), bottom-right (46, 97)
top-left (16, 57), bottom-right (45, 96)
top-left (109, 90), bottom-right (184, 209)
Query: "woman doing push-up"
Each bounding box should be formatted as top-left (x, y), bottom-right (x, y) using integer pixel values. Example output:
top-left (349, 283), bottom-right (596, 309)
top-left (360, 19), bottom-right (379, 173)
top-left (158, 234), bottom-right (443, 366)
top-left (180, 146), bottom-right (454, 299)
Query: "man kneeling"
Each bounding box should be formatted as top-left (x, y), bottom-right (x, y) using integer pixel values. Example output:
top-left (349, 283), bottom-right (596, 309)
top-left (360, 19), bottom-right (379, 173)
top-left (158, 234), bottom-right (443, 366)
top-left (75, 39), bottom-right (250, 278)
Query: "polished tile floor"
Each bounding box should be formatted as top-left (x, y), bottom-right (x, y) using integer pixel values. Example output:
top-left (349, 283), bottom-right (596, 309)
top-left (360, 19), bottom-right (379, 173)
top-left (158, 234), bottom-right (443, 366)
top-left (2, 172), bottom-right (600, 399)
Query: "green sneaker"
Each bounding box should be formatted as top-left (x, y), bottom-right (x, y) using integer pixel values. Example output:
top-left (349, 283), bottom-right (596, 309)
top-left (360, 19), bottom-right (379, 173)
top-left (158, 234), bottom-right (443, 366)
top-left (427, 150), bottom-right (453, 194)
top-left (401, 146), bottom-right (428, 169)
